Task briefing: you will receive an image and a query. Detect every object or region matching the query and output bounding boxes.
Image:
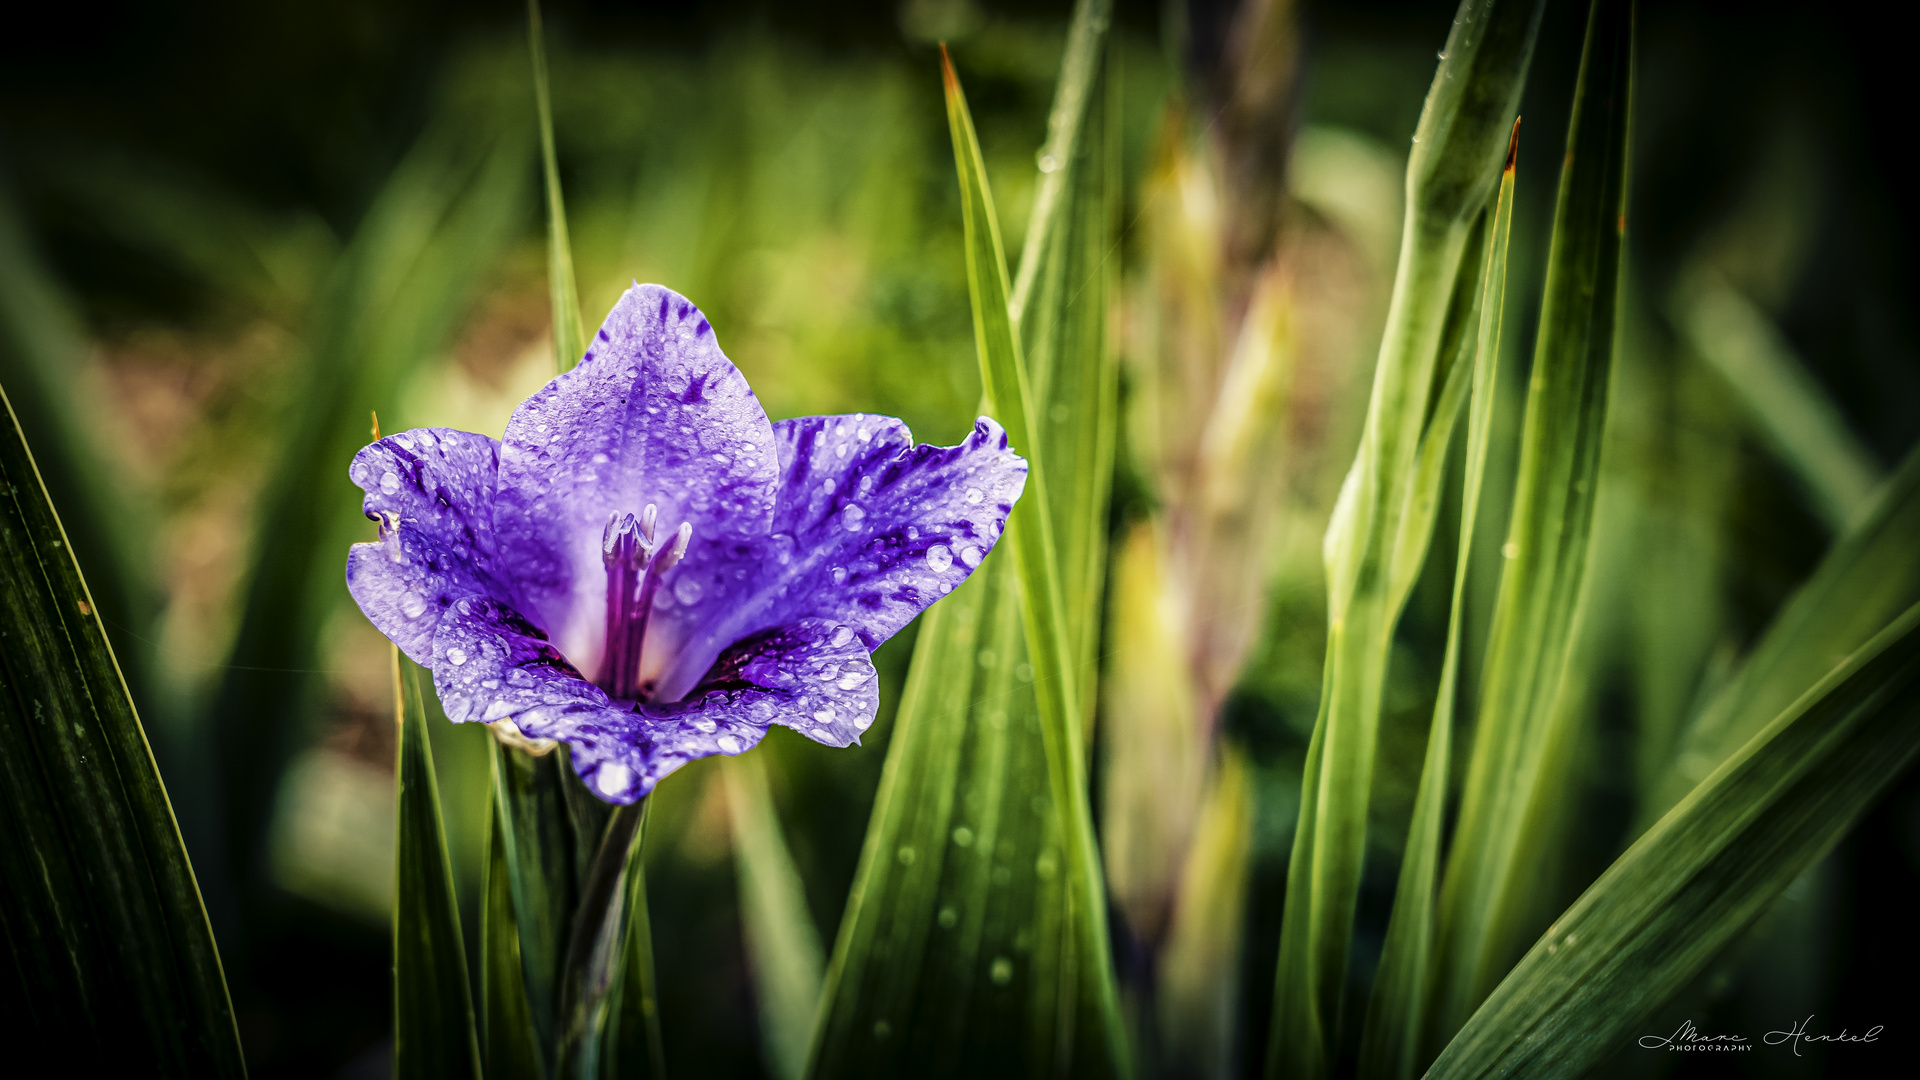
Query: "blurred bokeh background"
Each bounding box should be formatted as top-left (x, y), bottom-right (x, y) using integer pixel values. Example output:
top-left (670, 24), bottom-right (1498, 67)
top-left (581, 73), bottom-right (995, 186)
top-left (3, 1), bottom-right (1916, 1076)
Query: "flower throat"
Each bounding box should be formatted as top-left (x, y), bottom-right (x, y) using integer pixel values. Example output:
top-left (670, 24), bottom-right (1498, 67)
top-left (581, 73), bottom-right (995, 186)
top-left (598, 504), bottom-right (691, 700)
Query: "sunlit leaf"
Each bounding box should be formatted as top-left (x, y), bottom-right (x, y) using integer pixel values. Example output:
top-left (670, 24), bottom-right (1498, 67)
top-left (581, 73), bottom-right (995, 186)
top-left (1429, 0), bottom-right (1634, 1045)
top-left (1358, 120), bottom-right (1519, 1080)
top-left (0, 387), bottom-right (243, 1073)
top-left (1267, 2), bottom-right (1545, 1076)
top-left (810, 3), bottom-right (1124, 1073)
top-left (528, 0), bottom-right (586, 373)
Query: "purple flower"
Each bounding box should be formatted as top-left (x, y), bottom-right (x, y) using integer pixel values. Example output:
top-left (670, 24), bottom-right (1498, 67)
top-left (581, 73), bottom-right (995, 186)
top-left (347, 284), bottom-right (1025, 803)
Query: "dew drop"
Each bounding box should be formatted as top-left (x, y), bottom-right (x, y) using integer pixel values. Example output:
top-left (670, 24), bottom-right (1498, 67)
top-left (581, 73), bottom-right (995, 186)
top-left (596, 763), bottom-right (632, 797)
top-left (832, 566), bottom-right (848, 585)
top-left (952, 826), bottom-right (974, 848)
top-left (965, 487), bottom-right (984, 504)
top-left (990, 957), bottom-right (1014, 985)
top-left (718, 734), bottom-right (741, 754)
top-left (838, 672), bottom-right (869, 691)
top-left (380, 471), bottom-right (401, 495)
top-left (926, 545), bottom-right (953, 572)
top-left (958, 545), bottom-right (981, 567)
top-left (842, 505), bottom-right (867, 532)
top-left (400, 591), bottom-right (428, 618)
top-left (830, 625), bottom-right (854, 647)
top-left (448, 647), bottom-right (469, 666)
top-left (666, 368), bottom-right (691, 394)
top-left (673, 576), bottom-right (705, 605)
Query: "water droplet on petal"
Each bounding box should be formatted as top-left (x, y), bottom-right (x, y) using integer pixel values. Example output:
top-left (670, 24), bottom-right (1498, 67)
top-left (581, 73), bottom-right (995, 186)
top-left (448, 647), bottom-right (469, 666)
top-left (842, 505), bottom-right (867, 532)
top-left (673, 576), bottom-right (705, 605)
top-left (965, 488), bottom-right (984, 505)
top-left (718, 734), bottom-right (741, 754)
top-left (832, 566), bottom-right (848, 585)
top-left (830, 626), bottom-right (854, 647)
top-left (959, 545), bottom-right (981, 567)
top-left (926, 545), bottom-right (953, 572)
top-left (400, 591), bottom-right (428, 618)
top-left (596, 763), bottom-right (632, 797)
top-left (380, 471), bottom-right (401, 495)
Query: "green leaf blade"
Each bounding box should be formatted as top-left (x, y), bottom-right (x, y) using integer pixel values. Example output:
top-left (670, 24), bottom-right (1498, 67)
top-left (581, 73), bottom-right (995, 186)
top-left (942, 38), bottom-right (1128, 1075)
top-left (1267, 3), bottom-right (1544, 1077)
top-left (1358, 123), bottom-right (1520, 1080)
top-left (1429, 0), bottom-right (1634, 1043)
top-left (0, 387), bottom-right (243, 1073)
top-left (726, 752), bottom-right (827, 1080)
top-left (394, 651), bottom-right (483, 1080)
top-left (529, 0), bottom-right (586, 374)
top-left (1428, 601), bottom-right (1920, 1080)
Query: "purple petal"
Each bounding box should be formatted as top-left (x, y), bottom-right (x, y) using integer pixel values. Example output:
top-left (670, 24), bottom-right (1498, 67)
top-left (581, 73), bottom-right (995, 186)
top-left (491, 283), bottom-right (780, 678)
top-left (652, 414), bottom-right (1026, 700)
top-left (345, 428), bottom-right (504, 665)
top-left (431, 595), bottom-right (876, 804)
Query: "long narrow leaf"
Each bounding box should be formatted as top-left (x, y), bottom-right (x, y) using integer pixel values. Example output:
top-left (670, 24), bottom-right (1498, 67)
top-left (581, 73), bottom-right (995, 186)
top-left (210, 116), bottom-right (529, 939)
top-left (943, 41), bottom-right (1129, 1073)
top-left (0, 387), bottom-right (243, 1073)
top-left (1649, 443), bottom-right (1920, 820)
top-left (1427, 600), bottom-right (1920, 1080)
top-left (726, 752), bottom-right (826, 1080)
top-left (556, 798), bottom-right (665, 1079)
top-left (1268, 3), bottom-right (1544, 1076)
top-left (1429, 0), bottom-right (1634, 1043)
top-left (394, 650), bottom-right (484, 1079)
top-left (529, 0), bottom-right (586, 373)
top-left (1671, 269), bottom-right (1882, 531)
top-left (810, 10), bottom-right (1120, 1072)
top-left (482, 790), bottom-right (547, 1079)
top-left (1358, 122), bottom-right (1520, 1080)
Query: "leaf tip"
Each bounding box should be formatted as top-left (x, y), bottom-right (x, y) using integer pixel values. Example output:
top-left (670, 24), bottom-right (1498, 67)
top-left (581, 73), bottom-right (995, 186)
top-left (1505, 116), bottom-right (1522, 174)
top-left (939, 42), bottom-right (958, 94)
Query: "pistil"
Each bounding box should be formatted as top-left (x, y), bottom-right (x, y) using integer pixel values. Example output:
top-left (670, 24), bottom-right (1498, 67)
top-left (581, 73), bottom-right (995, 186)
top-left (597, 504), bottom-right (691, 700)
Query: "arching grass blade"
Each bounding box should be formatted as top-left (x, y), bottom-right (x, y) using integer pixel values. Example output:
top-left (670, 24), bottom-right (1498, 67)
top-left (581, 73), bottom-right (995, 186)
top-left (1267, 3), bottom-right (1545, 1076)
top-left (1427, 601), bottom-right (1920, 1080)
top-left (529, 0), bottom-right (585, 373)
top-left (1428, 0), bottom-right (1634, 1043)
top-left (1357, 120), bottom-right (1520, 1080)
top-left (0, 386), bottom-right (243, 1074)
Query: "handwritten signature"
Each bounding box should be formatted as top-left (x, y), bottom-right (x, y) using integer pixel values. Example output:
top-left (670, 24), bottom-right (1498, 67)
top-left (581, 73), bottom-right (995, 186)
top-left (1640, 1017), bottom-right (1884, 1055)
top-left (1640, 1020), bottom-right (1750, 1050)
top-left (1764, 1015), bottom-right (1884, 1057)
